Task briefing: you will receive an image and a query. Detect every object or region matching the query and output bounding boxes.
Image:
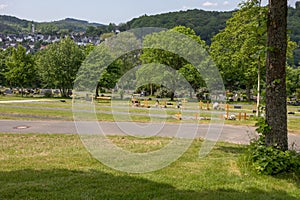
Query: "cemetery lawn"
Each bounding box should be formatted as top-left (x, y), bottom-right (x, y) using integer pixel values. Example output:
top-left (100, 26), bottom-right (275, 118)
top-left (0, 133), bottom-right (299, 199)
top-left (0, 96), bottom-right (300, 134)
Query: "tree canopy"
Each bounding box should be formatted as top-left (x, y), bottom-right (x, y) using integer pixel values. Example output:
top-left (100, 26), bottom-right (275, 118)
top-left (36, 37), bottom-right (85, 97)
top-left (4, 45), bottom-right (36, 92)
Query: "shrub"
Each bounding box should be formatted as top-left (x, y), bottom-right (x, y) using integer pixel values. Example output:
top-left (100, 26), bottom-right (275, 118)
top-left (241, 118), bottom-right (300, 175)
top-left (155, 88), bottom-right (173, 99)
top-left (44, 90), bottom-right (53, 98)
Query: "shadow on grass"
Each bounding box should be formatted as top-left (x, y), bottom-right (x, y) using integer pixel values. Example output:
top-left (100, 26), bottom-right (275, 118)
top-left (215, 145), bottom-right (247, 155)
top-left (275, 172), bottom-right (300, 189)
top-left (0, 169), bottom-right (298, 200)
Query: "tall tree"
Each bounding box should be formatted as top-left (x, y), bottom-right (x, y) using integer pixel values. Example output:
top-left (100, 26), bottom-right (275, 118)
top-left (210, 0), bottom-right (295, 118)
top-left (36, 37), bottom-right (85, 97)
top-left (265, 0), bottom-right (288, 150)
top-left (0, 48), bottom-right (8, 86)
top-left (4, 46), bottom-right (36, 95)
top-left (210, 1), bottom-right (267, 103)
top-left (140, 26), bottom-right (207, 100)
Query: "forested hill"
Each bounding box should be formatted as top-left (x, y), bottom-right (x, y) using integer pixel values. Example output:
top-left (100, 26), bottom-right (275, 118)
top-left (125, 9), bottom-right (233, 44)
top-left (0, 15), bottom-right (105, 34)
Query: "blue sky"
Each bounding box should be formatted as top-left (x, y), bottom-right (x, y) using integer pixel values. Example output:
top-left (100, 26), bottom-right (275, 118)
top-left (0, 0), bottom-right (297, 24)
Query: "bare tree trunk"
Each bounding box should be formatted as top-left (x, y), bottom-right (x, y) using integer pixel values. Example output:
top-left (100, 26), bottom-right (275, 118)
top-left (246, 85), bottom-right (251, 101)
top-left (265, 0), bottom-right (288, 150)
top-left (95, 82), bottom-right (100, 97)
top-left (150, 84), bottom-right (153, 96)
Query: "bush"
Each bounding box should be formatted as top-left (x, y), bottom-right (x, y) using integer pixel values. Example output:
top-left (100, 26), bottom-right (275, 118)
top-left (246, 140), bottom-right (300, 175)
top-left (241, 118), bottom-right (300, 175)
top-left (44, 90), bottom-right (53, 98)
top-left (155, 88), bottom-right (173, 99)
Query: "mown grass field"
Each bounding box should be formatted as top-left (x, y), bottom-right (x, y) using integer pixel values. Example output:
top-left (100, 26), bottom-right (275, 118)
top-left (0, 133), bottom-right (299, 199)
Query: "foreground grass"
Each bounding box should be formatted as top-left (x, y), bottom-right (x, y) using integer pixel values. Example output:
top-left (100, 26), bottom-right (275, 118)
top-left (0, 133), bottom-right (299, 199)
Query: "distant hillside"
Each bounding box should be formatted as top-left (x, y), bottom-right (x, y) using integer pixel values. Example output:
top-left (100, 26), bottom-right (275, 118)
top-left (36, 18), bottom-right (105, 34)
top-left (125, 9), bottom-right (233, 44)
top-left (125, 6), bottom-right (300, 65)
top-left (0, 15), bottom-right (105, 34)
top-left (0, 15), bottom-right (31, 33)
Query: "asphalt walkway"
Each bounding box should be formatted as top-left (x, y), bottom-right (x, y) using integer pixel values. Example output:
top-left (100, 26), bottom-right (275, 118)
top-left (1, 120), bottom-right (299, 151)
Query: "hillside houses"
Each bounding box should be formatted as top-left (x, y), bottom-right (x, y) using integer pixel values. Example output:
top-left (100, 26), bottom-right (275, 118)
top-left (0, 33), bottom-right (102, 53)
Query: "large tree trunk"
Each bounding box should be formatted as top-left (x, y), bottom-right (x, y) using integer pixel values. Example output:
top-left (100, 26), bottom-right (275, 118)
top-left (265, 0), bottom-right (288, 150)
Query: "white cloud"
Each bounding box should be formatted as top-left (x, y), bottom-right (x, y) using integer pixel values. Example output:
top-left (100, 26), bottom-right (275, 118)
top-left (0, 4), bottom-right (8, 10)
top-left (202, 1), bottom-right (218, 7)
top-left (223, 1), bottom-right (229, 5)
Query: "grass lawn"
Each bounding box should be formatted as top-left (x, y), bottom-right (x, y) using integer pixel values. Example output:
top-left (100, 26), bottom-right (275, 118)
top-left (0, 133), bottom-right (299, 199)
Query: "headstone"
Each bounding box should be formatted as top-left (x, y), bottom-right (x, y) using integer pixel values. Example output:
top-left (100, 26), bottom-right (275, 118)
top-left (234, 105), bottom-right (242, 109)
top-left (213, 102), bottom-right (219, 110)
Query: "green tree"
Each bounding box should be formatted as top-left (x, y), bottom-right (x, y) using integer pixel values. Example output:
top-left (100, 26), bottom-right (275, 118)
top-left (140, 26), bottom-right (207, 100)
top-left (210, 1), bottom-right (267, 102)
top-left (100, 31), bottom-right (141, 94)
top-left (210, 0), bottom-right (296, 117)
top-left (4, 46), bottom-right (36, 95)
top-left (179, 64), bottom-right (205, 97)
top-left (36, 37), bottom-right (85, 97)
top-left (75, 31), bottom-right (141, 97)
top-left (0, 48), bottom-right (10, 86)
top-left (0, 47), bottom-right (15, 86)
top-left (96, 60), bottom-right (121, 96)
top-left (286, 66), bottom-right (300, 96)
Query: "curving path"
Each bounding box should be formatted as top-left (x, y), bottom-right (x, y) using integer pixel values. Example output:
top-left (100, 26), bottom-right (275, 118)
top-left (1, 120), bottom-right (299, 151)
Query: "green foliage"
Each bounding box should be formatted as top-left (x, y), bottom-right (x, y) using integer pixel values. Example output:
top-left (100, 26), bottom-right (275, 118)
top-left (178, 64), bottom-right (205, 92)
top-left (288, 4), bottom-right (300, 66)
top-left (0, 48), bottom-right (11, 86)
top-left (36, 37), bottom-right (85, 97)
top-left (155, 87), bottom-right (174, 99)
top-left (36, 18), bottom-right (106, 34)
top-left (126, 10), bottom-right (232, 45)
top-left (98, 61), bottom-right (121, 90)
top-left (255, 117), bottom-right (271, 137)
top-left (0, 15), bottom-right (107, 34)
top-left (139, 26), bottom-right (207, 99)
top-left (286, 66), bottom-right (300, 96)
top-left (210, 1), bottom-right (267, 91)
top-left (210, 1), bottom-right (297, 94)
top-left (245, 139), bottom-right (300, 175)
top-left (4, 46), bottom-right (37, 89)
top-left (241, 118), bottom-right (300, 175)
top-left (0, 15), bottom-right (31, 33)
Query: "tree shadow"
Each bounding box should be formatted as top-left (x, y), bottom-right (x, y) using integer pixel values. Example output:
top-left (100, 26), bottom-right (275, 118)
top-left (215, 144), bottom-right (300, 190)
top-left (214, 144), bottom-right (247, 155)
top-left (0, 169), bottom-right (298, 199)
top-left (275, 172), bottom-right (300, 189)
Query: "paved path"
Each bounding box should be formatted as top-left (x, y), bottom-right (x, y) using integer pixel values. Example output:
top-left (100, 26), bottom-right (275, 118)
top-left (1, 120), bottom-right (299, 150)
top-left (0, 99), bottom-right (54, 104)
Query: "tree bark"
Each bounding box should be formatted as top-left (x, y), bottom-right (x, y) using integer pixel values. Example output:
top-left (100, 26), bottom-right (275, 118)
top-left (265, 0), bottom-right (288, 150)
top-left (96, 82), bottom-right (100, 97)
